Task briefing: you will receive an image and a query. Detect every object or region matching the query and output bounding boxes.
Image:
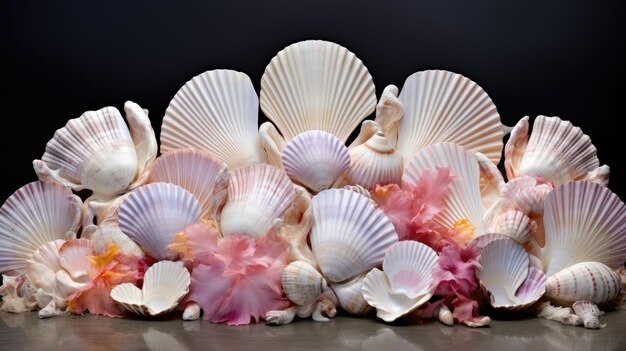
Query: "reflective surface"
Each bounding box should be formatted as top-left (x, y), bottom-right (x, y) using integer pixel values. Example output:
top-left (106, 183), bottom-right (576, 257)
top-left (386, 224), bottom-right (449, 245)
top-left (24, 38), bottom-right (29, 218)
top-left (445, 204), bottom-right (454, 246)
top-left (1, 311), bottom-right (626, 351)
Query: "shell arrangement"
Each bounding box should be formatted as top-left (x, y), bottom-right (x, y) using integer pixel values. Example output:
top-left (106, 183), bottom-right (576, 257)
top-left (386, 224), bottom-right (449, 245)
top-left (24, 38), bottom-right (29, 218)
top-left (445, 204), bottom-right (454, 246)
top-left (1, 40), bottom-right (624, 330)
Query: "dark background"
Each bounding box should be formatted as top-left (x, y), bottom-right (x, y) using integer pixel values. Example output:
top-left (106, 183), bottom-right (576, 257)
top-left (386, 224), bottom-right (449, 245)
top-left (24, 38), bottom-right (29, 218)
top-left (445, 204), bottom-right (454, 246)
top-left (1, 0), bottom-right (625, 202)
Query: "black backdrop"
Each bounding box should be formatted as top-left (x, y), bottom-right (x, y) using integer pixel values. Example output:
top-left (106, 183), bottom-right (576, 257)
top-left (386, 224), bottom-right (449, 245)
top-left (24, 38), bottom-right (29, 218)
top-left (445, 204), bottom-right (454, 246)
top-left (1, 0), bottom-right (625, 202)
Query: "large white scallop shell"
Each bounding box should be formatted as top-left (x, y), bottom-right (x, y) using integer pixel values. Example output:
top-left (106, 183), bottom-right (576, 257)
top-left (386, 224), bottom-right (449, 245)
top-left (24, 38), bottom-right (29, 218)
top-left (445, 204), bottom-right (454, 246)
top-left (220, 164), bottom-right (295, 238)
top-left (546, 262), bottom-right (622, 306)
top-left (395, 70), bottom-right (504, 164)
top-left (537, 182), bottom-right (626, 277)
top-left (281, 130), bottom-right (350, 193)
top-left (111, 260), bottom-right (190, 317)
top-left (310, 189), bottom-right (399, 283)
top-left (345, 131), bottom-right (403, 190)
top-left (282, 260), bottom-right (327, 306)
top-left (118, 183), bottom-right (201, 260)
top-left (505, 116), bottom-right (609, 186)
top-left (0, 181), bottom-right (82, 274)
top-left (160, 69), bottom-right (266, 168)
top-left (260, 40), bottom-right (376, 143)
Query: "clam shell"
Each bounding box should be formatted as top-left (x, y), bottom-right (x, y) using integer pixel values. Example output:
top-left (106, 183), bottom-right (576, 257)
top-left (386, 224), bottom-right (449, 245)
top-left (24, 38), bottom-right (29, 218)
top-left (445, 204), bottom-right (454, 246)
top-left (260, 40), bottom-right (376, 143)
top-left (111, 260), bottom-right (190, 317)
top-left (0, 181), bottom-right (82, 274)
top-left (494, 210), bottom-right (534, 244)
top-left (310, 189), bottom-right (398, 283)
top-left (374, 85), bottom-right (402, 147)
top-left (546, 262), bottom-right (621, 305)
top-left (118, 182), bottom-right (201, 260)
top-left (330, 273), bottom-right (372, 315)
top-left (282, 261), bottom-right (327, 306)
top-left (160, 69), bottom-right (266, 168)
top-left (220, 164), bottom-right (295, 238)
top-left (346, 131), bottom-right (403, 190)
top-left (538, 182), bottom-right (626, 277)
top-left (281, 130), bottom-right (350, 193)
top-left (58, 239), bottom-right (92, 282)
top-left (396, 70), bottom-right (504, 165)
top-left (505, 116), bottom-right (609, 186)
top-left (572, 300), bottom-right (605, 329)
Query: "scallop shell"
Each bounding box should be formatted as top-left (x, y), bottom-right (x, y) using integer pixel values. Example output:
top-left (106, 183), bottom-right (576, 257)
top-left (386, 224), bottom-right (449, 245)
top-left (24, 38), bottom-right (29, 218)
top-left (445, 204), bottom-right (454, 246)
top-left (58, 239), bottom-right (92, 282)
top-left (118, 183), bottom-right (201, 260)
top-left (110, 260), bottom-right (190, 317)
top-left (395, 70), bottom-right (504, 165)
top-left (0, 181), bottom-right (82, 274)
top-left (505, 116), bottom-right (609, 186)
top-left (282, 261), bottom-right (327, 306)
top-left (493, 210), bottom-right (534, 244)
top-left (361, 241), bottom-right (438, 322)
top-left (374, 85), bottom-right (402, 147)
top-left (572, 300), bottom-right (605, 329)
top-left (220, 164), bottom-right (295, 238)
top-left (310, 189), bottom-right (399, 283)
top-left (345, 131), bottom-right (403, 190)
top-left (89, 222), bottom-right (144, 257)
top-left (537, 182), bottom-right (626, 277)
top-left (546, 262), bottom-right (622, 306)
top-left (30, 240), bottom-right (65, 273)
top-left (477, 238), bottom-right (546, 311)
top-left (330, 273), bottom-right (372, 315)
top-left (403, 143), bottom-right (486, 236)
top-left (260, 40), bottom-right (376, 143)
top-left (160, 69), bottom-right (266, 168)
top-left (148, 148), bottom-right (229, 220)
top-left (281, 130), bottom-right (350, 193)
top-left (498, 176), bottom-right (553, 216)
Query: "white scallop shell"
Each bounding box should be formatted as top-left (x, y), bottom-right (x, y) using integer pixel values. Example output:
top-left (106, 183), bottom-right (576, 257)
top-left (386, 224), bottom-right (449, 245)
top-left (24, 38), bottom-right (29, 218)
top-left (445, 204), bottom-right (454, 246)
top-left (281, 130), bottom-right (350, 193)
top-left (310, 189), bottom-right (399, 283)
top-left (537, 182), bottom-right (626, 277)
top-left (282, 261), bottom-right (327, 306)
top-left (220, 164), bottom-right (295, 238)
top-left (58, 239), bottom-right (92, 282)
top-left (374, 85), bottom-right (402, 148)
top-left (572, 300), bottom-right (605, 329)
top-left (0, 181), bottom-right (82, 274)
top-left (546, 262), bottom-right (622, 306)
top-left (160, 69), bottom-right (266, 168)
top-left (493, 210), bottom-right (534, 244)
top-left (260, 40), bottom-right (376, 143)
top-left (395, 70), bottom-right (504, 165)
top-left (89, 222), bottom-right (144, 257)
top-left (30, 240), bottom-right (65, 273)
top-left (330, 273), bottom-right (372, 315)
top-left (361, 241), bottom-right (438, 322)
top-left (505, 116), bottom-right (609, 186)
top-left (118, 183), bottom-right (201, 260)
top-left (403, 143), bottom-right (486, 236)
top-left (111, 260), bottom-right (190, 317)
top-left (148, 148), bottom-right (229, 220)
top-left (498, 176), bottom-right (553, 216)
top-left (346, 131), bottom-right (403, 190)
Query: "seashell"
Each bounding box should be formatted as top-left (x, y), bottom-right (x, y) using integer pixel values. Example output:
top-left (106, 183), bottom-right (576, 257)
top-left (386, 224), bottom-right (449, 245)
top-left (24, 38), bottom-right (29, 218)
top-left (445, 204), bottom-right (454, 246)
top-left (110, 260), bottom-right (190, 317)
top-left (0, 181), bottom-right (82, 274)
top-left (220, 164), bottom-right (295, 238)
top-left (310, 189), bottom-right (398, 283)
top-left (345, 131), bottom-right (403, 190)
top-left (160, 69), bottom-right (266, 168)
top-left (58, 239), bottom-right (92, 282)
top-left (348, 120), bottom-right (382, 149)
top-left (474, 151), bottom-right (505, 210)
top-left (330, 273), bottom-right (372, 315)
top-left (29, 240), bottom-right (65, 273)
top-left (281, 130), bottom-right (350, 193)
top-left (259, 121), bottom-right (287, 169)
top-left (546, 262), bottom-right (622, 305)
top-left (493, 210), bottom-right (534, 244)
top-left (537, 182), bottom-right (626, 277)
top-left (374, 85), bottom-right (402, 147)
top-left (118, 183), bottom-right (201, 260)
top-left (505, 116), bottom-right (609, 186)
top-left (89, 222), bottom-right (144, 257)
top-left (477, 238), bottom-right (546, 311)
top-left (572, 300), bottom-right (605, 329)
top-left (282, 261), bottom-right (327, 306)
top-left (148, 148), bottom-right (229, 220)
top-left (260, 40), bottom-right (376, 143)
top-left (471, 232), bottom-right (510, 249)
top-left (403, 143), bottom-right (486, 236)
top-left (395, 70), bottom-right (504, 165)
top-left (362, 241), bottom-right (438, 322)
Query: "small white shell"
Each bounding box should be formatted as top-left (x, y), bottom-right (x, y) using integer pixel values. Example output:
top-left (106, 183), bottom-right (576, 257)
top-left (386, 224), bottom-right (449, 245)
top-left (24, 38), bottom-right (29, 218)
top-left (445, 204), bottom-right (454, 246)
top-left (546, 262), bottom-right (622, 305)
top-left (493, 210), bottom-right (534, 244)
top-left (118, 183), bottom-right (201, 260)
top-left (346, 131), bottom-right (403, 190)
top-left (282, 261), bottom-right (327, 306)
top-left (330, 273), bottom-right (372, 315)
top-left (374, 85), bottom-right (402, 147)
top-left (572, 300), bottom-right (605, 329)
top-left (281, 130), bottom-right (350, 193)
top-left (220, 164), bottom-right (295, 238)
top-left (58, 239), bottom-right (92, 282)
top-left (111, 261), bottom-right (190, 317)
top-left (310, 189), bottom-right (399, 283)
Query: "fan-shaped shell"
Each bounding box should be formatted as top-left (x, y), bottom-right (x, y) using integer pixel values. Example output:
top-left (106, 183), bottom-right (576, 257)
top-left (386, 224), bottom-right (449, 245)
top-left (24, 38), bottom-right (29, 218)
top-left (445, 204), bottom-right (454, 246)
top-left (160, 69), bottom-right (266, 168)
top-left (118, 183), bottom-right (201, 260)
top-left (0, 181), bottom-right (82, 274)
top-left (111, 260), bottom-right (190, 317)
top-left (282, 261), bottom-right (327, 306)
top-left (330, 273), bottom-right (372, 315)
top-left (493, 210), bottom-right (534, 244)
top-left (572, 300), bottom-right (605, 329)
top-left (281, 130), bottom-right (350, 193)
top-left (505, 116), bottom-right (608, 186)
top-left (260, 40), bottom-right (376, 143)
top-left (537, 182), bottom-right (626, 277)
top-left (546, 262), bottom-right (621, 306)
top-left (310, 189), bottom-right (399, 283)
top-left (58, 239), bottom-right (92, 282)
top-left (220, 164), bottom-right (295, 238)
top-left (395, 70), bottom-right (504, 164)
top-left (346, 131), bottom-right (403, 190)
